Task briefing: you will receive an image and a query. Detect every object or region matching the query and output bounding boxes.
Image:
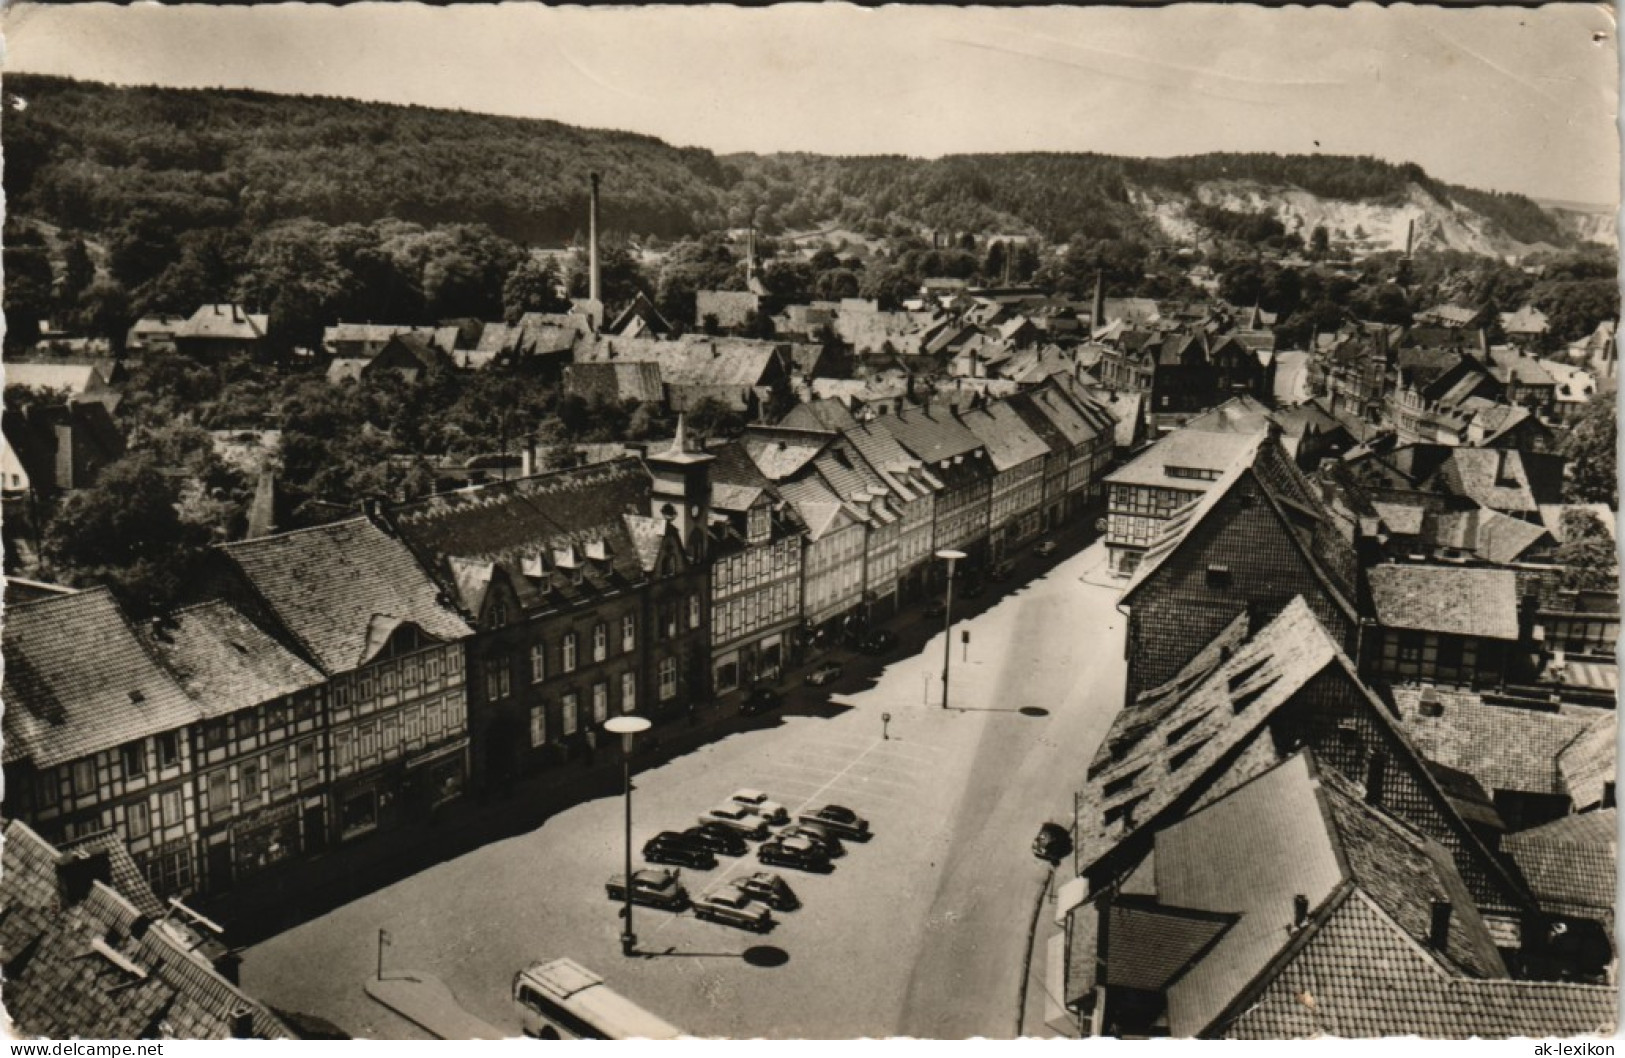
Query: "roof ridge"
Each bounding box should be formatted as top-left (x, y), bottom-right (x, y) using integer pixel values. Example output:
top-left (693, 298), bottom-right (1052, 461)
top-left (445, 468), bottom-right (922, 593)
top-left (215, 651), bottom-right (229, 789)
top-left (222, 514), bottom-right (370, 550)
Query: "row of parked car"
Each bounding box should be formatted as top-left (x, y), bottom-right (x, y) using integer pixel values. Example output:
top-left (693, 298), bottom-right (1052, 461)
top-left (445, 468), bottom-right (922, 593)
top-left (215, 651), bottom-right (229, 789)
top-left (607, 790), bottom-right (872, 933)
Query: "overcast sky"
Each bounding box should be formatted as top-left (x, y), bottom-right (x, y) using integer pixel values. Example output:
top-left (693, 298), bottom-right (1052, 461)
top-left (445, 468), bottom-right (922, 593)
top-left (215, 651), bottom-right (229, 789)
top-left (3, 3), bottom-right (1617, 206)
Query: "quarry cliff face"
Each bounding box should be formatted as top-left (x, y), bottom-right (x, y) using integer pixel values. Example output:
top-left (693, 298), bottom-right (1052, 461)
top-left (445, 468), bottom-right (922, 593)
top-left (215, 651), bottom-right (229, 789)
top-left (1130, 179), bottom-right (1610, 257)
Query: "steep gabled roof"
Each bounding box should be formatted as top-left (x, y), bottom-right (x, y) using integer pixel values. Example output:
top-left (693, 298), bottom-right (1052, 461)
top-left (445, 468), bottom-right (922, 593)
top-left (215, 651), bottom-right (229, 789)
top-left (3, 588), bottom-right (199, 768)
top-left (1, 821), bottom-right (294, 1040)
top-left (959, 400), bottom-right (1050, 471)
top-left (1558, 712), bottom-right (1617, 812)
top-left (140, 601), bottom-right (324, 719)
top-left (1502, 809), bottom-right (1617, 918)
top-left (1120, 435), bottom-right (1359, 621)
top-left (874, 405), bottom-right (984, 464)
top-left (221, 517), bottom-right (471, 674)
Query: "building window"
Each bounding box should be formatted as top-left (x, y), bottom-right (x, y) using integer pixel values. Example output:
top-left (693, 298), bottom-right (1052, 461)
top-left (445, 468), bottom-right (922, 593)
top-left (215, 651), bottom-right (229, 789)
top-left (240, 759), bottom-right (262, 805)
top-left (530, 642), bottom-right (547, 683)
top-left (589, 622), bottom-right (606, 663)
top-left (689, 595), bottom-right (701, 630)
top-left (159, 787), bottom-right (183, 829)
top-left (204, 719), bottom-right (231, 751)
top-left (120, 742), bottom-right (147, 781)
top-left (592, 682), bottom-right (609, 724)
top-left (269, 747), bottom-right (292, 799)
top-left (622, 614), bottom-right (636, 653)
top-left (529, 705), bottom-right (548, 748)
top-left (335, 730), bottom-right (355, 773)
top-left (71, 760), bottom-right (95, 798)
top-left (484, 656), bottom-right (511, 701)
top-left (238, 710), bottom-right (260, 739)
top-left (621, 672), bottom-right (636, 714)
top-left (296, 739), bottom-right (318, 784)
top-left (125, 800), bottom-right (151, 840)
top-left (659, 657), bottom-right (678, 701)
top-left (403, 705), bottom-right (423, 746)
top-left (381, 714), bottom-right (400, 758)
top-left (208, 770), bottom-right (231, 815)
top-left (359, 722), bottom-right (378, 761)
top-left (562, 633), bottom-right (578, 673)
top-left (34, 771), bottom-right (59, 812)
top-left (562, 693), bottom-right (579, 736)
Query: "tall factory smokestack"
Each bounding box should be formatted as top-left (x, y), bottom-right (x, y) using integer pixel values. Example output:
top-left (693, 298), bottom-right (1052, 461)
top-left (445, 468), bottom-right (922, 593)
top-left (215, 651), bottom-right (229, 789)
top-left (589, 172), bottom-right (602, 305)
top-left (747, 226), bottom-right (756, 285)
top-left (1405, 217), bottom-right (1415, 258)
top-left (1092, 271), bottom-right (1105, 331)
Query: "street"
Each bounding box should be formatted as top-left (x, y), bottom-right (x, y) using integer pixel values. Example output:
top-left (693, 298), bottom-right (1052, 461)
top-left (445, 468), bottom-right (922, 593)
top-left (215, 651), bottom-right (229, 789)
top-left (240, 539), bottom-right (1126, 1039)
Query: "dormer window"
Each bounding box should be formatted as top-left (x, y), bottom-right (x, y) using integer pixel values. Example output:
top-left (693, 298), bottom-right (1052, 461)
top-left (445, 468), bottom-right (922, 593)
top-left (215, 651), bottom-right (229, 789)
top-left (747, 506), bottom-right (770, 545)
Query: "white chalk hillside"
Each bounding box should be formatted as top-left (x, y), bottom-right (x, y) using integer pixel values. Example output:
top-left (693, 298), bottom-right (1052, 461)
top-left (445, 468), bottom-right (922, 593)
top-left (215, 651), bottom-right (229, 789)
top-left (1130, 179), bottom-right (1603, 257)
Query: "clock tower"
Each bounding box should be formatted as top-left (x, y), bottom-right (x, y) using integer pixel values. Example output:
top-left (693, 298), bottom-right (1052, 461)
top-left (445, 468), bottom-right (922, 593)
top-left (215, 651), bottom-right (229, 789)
top-left (646, 414), bottom-right (714, 561)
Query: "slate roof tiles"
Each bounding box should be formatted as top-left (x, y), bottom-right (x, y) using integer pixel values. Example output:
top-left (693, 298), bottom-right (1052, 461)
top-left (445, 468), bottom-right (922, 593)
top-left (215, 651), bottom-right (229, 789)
top-left (1369, 564), bottom-right (1521, 641)
top-left (3, 588), bottom-right (199, 768)
top-left (221, 516), bottom-right (472, 675)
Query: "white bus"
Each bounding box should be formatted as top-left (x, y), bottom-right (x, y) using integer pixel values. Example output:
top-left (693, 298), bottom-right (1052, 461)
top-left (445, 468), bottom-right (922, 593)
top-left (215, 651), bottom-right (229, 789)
top-left (512, 957), bottom-right (683, 1040)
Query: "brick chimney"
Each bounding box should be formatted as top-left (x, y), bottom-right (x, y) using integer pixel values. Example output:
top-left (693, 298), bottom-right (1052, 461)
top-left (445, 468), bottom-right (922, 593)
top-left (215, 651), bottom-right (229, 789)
top-left (589, 172), bottom-right (602, 306)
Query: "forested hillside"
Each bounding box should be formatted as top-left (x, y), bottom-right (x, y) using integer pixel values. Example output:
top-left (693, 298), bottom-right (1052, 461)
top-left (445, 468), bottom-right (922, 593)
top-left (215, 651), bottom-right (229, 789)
top-left (6, 73), bottom-right (1584, 248)
top-left (4, 73), bottom-right (1603, 355)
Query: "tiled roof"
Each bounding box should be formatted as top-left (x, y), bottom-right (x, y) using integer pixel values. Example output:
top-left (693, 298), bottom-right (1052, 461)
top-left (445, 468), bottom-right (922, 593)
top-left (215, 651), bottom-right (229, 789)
top-left (1559, 713), bottom-right (1617, 811)
top-left (1102, 901), bottom-right (1232, 991)
top-left (5, 361), bottom-right (108, 395)
top-left (695, 290), bottom-right (761, 329)
top-left (1466, 507), bottom-right (1553, 564)
top-left (1181, 395), bottom-right (1274, 435)
top-left (776, 474), bottom-right (856, 541)
top-left (140, 601), bottom-right (324, 719)
top-left (1392, 683), bottom-right (1597, 797)
top-left (1316, 766), bottom-right (1506, 979)
top-left (222, 517), bottom-right (471, 675)
top-left (1100, 751), bottom-right (1521, 1038)
top-left (576, 335), bottom-right (782, 388)
top-left (1, 821), bottom-right (293, 1040)
top-left (780, 398), bottom-right (862, 433)
top-left (177, 304), bottom-right (267, 342)
top-left (874, 406), bottom-right (984, 464)
top-left (1503, 809), bottom-right (1617, 916)
top-left (1369, 564), bottom-right (1520, 640)
top-left (621, 514), bottom-right (673, 574)
top-left (1222, 889), bottom-right (1616, 1039)
top-left (1442, 448), bottom-right (1565, 514)
top-left (1154, 753), bottom-right (1348, 1038)
top-left (1121, 436), bottom-right (1358, 614)
top-left (959, 401), bottom-right (1050, 471)
top-left (58, 831), bottom-right (168, 921)
top-left (3, 588), bottom-right (199, 768)
top-left (392, 460), bottom-right (657, 609)
top-left (1105, 429), bottom-right (1260, 489)
top-left (1080, 598), bottom-right (1341, 872)
top-left (842, 419), bottom-right (939, 503)
top-left (564, 361), bottom-right (665, 405)
top-left (743, 429), bottom-right (834, 481)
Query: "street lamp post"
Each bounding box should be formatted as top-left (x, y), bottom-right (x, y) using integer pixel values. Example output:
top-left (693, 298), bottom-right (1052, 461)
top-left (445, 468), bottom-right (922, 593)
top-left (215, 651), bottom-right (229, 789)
top-left (605, 714), bottom-right (651, 956)
top-left (936, 549), bottom-right (966, 710)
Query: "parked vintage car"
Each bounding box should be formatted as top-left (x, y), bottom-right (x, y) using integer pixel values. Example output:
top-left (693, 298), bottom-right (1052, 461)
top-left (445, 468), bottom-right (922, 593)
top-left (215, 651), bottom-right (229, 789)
top-left (702, 804), bottom-right (772, 840)
top-left (798, 803), bottom-right (871, 841)
top-left (740, 686), bottom-right (784, 717)
top-left (782, 823), bottom-right (845, 859)
top-left (758, 834), bottom-right (833, 873)
top-left (738, 871), bottom-right (800, 912)
top-left (682, 823), bottom-right (749, 857)
top-left (642, 831), bottom-right (717, 870)
top-left (605, 867), bottom-right (690, 911)
top-left (693, 884), bottom-right (775, 932)
top-left (804, 661), bottom-right (843, 687)
top-left (730, 788), bottom-right (790, 825)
